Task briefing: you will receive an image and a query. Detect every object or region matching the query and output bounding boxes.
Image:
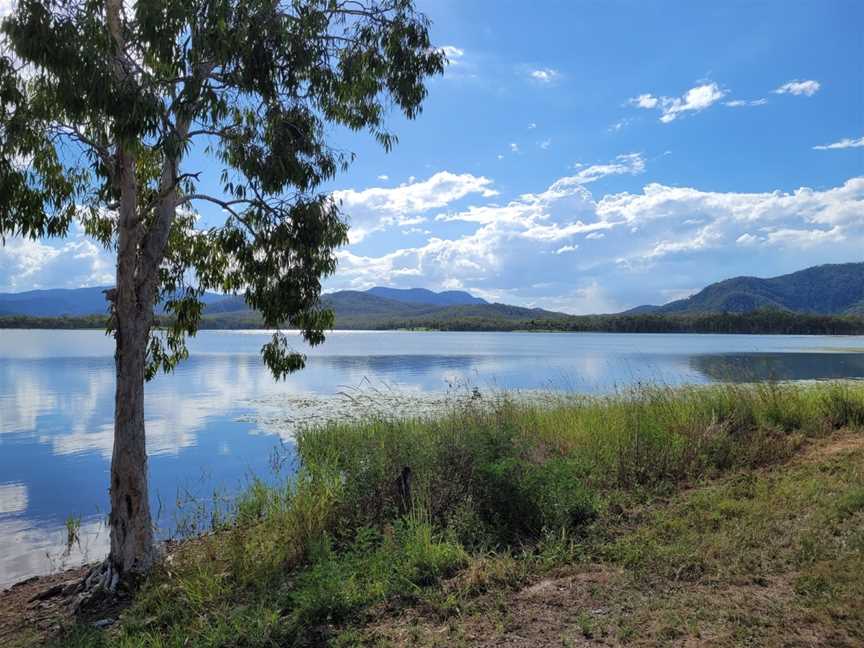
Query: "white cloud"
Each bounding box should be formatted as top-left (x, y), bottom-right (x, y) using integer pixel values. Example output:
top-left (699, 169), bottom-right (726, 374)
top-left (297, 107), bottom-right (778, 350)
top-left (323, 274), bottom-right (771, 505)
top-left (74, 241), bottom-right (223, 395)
top-left (0, 0), bottom-right (14, 18)
top-left (630, 83), bottom-right (727, 123)
top-left (813, 136), bottom-right (864, 151)
top-left (0, 228), bottom-right (114, 292)
top-left (439, 45), bottom-right (479, 81)
top-left (330, 172), bottom-right (864, 314)
top-left (529, 68), bottom-right (561, 84)
top-left (334, 171), bottom-right (498, 243)
top-left (774, 79), bottom-right (820, 96)
top-left (538, 139), bottom-right (551, 150)
top-left (631, 94), bottom-right (658, 109)
top-left (725, 98), bottom-right (768, 107)
top-left (377, 174), bottom-right (389, 181)
top-left (442, 45), bottom-right (464, 61)
top-left (528, 122), bottom-right (537, 130)
top-left (554, 245), bottom-right (578, 255)
top-left (567, 153), bottom-right (645, 186)
top-left (510, 142), bottom-right (520, 153)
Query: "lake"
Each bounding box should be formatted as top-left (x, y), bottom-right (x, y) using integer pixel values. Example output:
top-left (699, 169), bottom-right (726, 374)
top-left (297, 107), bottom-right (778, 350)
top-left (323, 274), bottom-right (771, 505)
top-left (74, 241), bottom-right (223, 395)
top-left (2, 329), bottom-right (864, 586)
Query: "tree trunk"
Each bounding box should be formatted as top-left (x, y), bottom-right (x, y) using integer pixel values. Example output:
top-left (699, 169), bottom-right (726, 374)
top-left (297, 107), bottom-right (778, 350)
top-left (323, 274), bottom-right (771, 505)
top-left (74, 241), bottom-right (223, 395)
top-left (108, 314), bottom-right (156, 577)
top-left (105, 119), bottom-right (156, 577)
top-left (98, 0), bottom-right (158, 584)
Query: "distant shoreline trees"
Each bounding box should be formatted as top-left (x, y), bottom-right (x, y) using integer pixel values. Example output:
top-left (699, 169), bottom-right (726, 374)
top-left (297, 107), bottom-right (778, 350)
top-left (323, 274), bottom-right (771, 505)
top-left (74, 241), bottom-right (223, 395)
top-left (3, 308), bottom-right (864, 335)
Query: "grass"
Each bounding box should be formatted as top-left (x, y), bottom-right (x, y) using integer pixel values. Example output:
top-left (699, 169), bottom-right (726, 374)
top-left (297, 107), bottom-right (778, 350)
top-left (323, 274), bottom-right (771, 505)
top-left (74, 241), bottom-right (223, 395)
top-left (64, 515), bottom-right (81, 554)
top-left (45, 381), bottom-right (864, 647)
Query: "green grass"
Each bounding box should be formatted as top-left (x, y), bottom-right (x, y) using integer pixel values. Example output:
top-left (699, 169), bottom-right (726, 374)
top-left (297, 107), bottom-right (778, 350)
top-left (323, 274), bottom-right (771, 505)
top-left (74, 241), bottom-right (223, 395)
top-left (64, 514), bottom-right (82, 554)
top-left (48, 382), bottom-right (864, 647)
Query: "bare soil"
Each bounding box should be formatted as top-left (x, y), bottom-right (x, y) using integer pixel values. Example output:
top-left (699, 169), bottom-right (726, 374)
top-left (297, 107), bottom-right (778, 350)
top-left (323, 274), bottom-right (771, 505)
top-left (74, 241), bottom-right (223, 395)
top-left (0, 566), bottom-right (91, 647)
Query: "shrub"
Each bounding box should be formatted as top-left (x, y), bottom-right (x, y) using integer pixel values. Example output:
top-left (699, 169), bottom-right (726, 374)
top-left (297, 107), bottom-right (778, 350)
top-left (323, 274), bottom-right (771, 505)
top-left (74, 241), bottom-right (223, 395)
top-left (820, 383), bottom-right (864, 429)
top-left (477, 456), bottom-right (597, 542)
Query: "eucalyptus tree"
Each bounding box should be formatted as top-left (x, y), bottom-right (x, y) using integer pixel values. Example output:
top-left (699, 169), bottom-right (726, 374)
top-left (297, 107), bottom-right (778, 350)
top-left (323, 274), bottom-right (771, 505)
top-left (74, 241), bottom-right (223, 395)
top-left (0, 0), bottom-right (443, 586)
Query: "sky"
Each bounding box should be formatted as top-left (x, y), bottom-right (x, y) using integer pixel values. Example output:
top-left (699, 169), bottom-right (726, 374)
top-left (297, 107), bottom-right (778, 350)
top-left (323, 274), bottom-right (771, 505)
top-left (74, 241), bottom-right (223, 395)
top-left (1, 0), bottom-right (863, 313)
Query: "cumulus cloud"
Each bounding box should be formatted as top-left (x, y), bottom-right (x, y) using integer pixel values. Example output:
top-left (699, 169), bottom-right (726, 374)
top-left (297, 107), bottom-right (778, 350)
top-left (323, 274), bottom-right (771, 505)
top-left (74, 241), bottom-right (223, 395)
top-left (0, 227), bottom-right (114, 292)
top-left (329, 172), bottom-right (864, 314)
top-left (433, 153), bottom-right (645, 228)
top-left (529, 68), bottom-right (561, 84)
top-left (630, 83), bottom-right (726, 123)
top-left (774, 79), bottom-right (820, 96)
top-left (813, 136), bottom-right (864, 151)
top-left (334, 171), bottom-right (498, 243)
top-left (631, 94), bottom-right (658, 109)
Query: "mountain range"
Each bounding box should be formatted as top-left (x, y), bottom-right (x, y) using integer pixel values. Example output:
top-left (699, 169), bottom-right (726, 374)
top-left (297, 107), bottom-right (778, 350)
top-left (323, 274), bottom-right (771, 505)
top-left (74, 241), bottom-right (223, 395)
top-left (0, 285), bottom-right (494, 319)
top-left (1, 262), bottom-right (862, 325)
top-left (0, 287), bottom-right (230, 317)
top-left (627, 263), bottom-right (864, 316)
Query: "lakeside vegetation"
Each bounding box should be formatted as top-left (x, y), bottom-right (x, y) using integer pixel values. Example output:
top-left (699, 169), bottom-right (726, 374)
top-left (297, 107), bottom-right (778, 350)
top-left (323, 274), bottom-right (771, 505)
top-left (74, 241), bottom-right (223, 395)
top-left (3, 307), bottom-right (864, 335)
top-left (33, 381), bottom-right (864, 647)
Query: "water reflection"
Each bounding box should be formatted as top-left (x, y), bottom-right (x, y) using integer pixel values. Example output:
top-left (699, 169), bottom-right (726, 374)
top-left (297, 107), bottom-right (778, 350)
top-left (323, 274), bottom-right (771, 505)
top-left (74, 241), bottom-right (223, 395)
top-left (690, 353), bottom-right (864, 382)
top-left (0, 483), bottom-right (28, 515)
top-left (0, 513), bottom-right (109, 587)
top-left (1, 330), bottom-right (864, 585)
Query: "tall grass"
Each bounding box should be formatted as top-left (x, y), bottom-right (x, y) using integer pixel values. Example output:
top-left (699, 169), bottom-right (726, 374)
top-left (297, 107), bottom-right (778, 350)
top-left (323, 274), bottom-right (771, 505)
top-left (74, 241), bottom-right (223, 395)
top-left (60, 382), bottom-right (864, 647)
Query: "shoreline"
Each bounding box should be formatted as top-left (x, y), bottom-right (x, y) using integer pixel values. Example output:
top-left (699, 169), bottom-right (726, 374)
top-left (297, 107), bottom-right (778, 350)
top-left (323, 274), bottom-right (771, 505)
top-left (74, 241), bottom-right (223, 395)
top-left (3, 308), bottom-right (864, 336)
top-left (3, 326), bottom-right (864, 340)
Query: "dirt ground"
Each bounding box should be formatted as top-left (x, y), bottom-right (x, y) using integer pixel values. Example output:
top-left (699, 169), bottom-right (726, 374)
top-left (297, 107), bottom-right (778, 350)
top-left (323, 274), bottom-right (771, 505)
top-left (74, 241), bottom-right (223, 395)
top-left (0, 566), bottom-right (92, 647)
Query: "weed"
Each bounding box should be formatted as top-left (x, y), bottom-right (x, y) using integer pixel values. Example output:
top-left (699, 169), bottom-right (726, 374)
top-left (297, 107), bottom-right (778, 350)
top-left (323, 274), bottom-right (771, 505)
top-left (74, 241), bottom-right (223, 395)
top-left (63, 514), bottom-right (81, 554)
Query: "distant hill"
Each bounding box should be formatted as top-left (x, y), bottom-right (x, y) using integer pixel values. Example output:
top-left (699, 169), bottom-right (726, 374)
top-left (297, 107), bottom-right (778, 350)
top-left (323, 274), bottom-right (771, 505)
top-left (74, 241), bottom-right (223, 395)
top-left (0, 285), bottom-right (493, 320)
top-left (0, 287), bottom-right (232, 317)
top-left (366, 287), bottom-right (487, 306)
top-left (202, 288), bottom-right (489, 319)
top-left (0, 286), bottom-right (111, 317)
top-left (632, 263), bottom-right (864, 316)
top-left (4, 263), bottom-right (863, 327)
top-left (620, 304), bottom-right (662, 315)
top-left (198, 291), bottom-right (561, 329)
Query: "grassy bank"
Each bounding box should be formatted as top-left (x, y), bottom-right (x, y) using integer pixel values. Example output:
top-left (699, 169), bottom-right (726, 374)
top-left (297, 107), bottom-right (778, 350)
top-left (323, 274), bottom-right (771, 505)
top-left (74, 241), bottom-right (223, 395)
top-left (41, 382), bottom-right (864, 646)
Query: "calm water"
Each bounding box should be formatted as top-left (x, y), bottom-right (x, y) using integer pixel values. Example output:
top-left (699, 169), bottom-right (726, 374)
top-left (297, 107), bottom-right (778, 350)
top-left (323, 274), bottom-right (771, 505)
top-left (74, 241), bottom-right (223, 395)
top-left (2, 329), bottom-right (864, 585)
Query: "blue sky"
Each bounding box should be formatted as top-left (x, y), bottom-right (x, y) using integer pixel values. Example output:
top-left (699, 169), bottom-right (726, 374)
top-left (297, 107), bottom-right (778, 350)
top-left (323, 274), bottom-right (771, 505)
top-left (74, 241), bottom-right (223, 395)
top-left (1, 0), bottom-right (863, 313)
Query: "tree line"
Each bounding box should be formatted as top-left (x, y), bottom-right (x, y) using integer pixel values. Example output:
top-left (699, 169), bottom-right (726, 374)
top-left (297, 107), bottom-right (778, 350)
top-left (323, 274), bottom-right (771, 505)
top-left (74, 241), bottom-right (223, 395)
top-left (4, 308), bottom-right (864, 335)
